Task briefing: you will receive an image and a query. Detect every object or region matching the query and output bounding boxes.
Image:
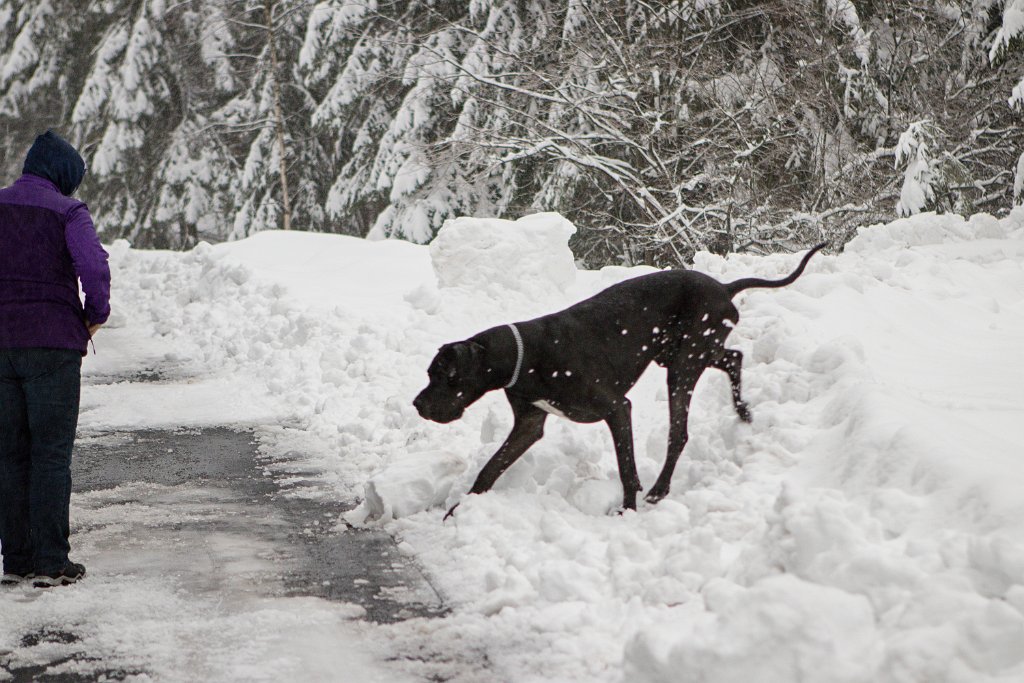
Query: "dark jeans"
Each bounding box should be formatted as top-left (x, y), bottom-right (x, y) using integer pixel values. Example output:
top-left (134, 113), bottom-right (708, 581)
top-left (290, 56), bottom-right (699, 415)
top-left (0, 348), bottom-right (81, 575)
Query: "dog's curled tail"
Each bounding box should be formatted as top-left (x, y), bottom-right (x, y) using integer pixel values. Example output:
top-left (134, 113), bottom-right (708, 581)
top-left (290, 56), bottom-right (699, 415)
top-left (724, 242), bottom-right (827, 298)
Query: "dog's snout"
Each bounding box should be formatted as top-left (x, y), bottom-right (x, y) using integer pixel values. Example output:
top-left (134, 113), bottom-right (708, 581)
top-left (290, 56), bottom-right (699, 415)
top-left (413, 392), bottom-right (427, 416)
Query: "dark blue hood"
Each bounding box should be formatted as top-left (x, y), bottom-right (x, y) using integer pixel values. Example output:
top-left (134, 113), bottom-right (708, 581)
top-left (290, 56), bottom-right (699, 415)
top-left (22, 130), bottom-right (86, 196)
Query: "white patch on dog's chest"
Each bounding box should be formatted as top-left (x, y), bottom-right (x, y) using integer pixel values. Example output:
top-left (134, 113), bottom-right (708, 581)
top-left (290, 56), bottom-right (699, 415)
top-left (533, 400), bottom-right (568, 418)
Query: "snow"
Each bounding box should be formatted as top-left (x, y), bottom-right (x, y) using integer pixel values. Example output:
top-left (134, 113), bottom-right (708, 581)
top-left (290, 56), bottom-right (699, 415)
top-left (625, 574), bottom-right (882, 683)
top-left (4, 209), bottom-right (1024, 681)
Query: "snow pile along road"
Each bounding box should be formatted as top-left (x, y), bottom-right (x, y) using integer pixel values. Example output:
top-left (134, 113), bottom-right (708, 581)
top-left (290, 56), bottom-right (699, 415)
top-left (99, 210), bottom-right (1024, 682)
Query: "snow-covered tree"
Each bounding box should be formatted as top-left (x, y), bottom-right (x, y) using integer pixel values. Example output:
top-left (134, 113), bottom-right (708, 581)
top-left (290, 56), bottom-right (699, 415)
top-left (145, 2), bottom-right (243, 244)
top-left (301, 0), bottom-right (472, 241)
top-left (65, 0), bottom-right (248, 247)
top-left (301, 0), bottom-right (397, 236)
top-left (3, 0), bottom-right (1024, 261)
top-left (223, 0), bottom-right (327, 238)
top-left (895, 121), bottom-right (938, 216)
top-left (0, 0), bottom-right (87, 176)
top-left (69, 0), bottom-right (178, 244)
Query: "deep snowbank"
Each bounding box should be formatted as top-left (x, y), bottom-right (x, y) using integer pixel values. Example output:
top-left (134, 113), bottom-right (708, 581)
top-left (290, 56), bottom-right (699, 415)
top-left (98, 210), bottom-right (1024, 682)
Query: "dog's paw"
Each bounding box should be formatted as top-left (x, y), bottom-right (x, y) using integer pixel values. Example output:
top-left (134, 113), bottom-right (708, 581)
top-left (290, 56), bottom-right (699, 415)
top-left (736, 402), bottom-right (753, 423)
top-left (644, 488), bottom-right (668, 505)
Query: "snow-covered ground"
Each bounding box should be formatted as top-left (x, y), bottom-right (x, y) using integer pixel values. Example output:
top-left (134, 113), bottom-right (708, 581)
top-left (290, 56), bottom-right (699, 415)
top-left (6, 210), bottom-right (1024, 682)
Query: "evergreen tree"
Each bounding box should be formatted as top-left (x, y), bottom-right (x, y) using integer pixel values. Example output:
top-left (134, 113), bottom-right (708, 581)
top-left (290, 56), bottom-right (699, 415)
top-left (302, 0), bottom-right (471, 241)
top-left (302, 0), bottom-right (401, 237)
top-left (70, 0), bottom-right (180, 245)
top-left (222, 0), bottom-right (327, 238)
top-left (67, 0), bottom-right (243, 247)
top-left (2, 0), bottom-right (1024, 262)
top-left (0, 0), bottom-right (87, 176)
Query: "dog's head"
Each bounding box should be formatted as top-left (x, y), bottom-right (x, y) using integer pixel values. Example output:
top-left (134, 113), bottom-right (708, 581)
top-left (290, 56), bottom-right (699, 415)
top-left (414, 341), bottom-right (491, 423)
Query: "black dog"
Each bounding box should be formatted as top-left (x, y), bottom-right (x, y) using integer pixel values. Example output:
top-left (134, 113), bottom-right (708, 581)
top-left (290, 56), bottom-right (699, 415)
top-left (414, 244), bottom-right (825, 517)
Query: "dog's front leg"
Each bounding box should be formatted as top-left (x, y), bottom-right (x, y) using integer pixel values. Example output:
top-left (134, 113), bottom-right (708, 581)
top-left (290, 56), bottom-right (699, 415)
top-left (445, 400), bottom-right (547, 519)
top-left (605, 399), bottom-right (642, 511)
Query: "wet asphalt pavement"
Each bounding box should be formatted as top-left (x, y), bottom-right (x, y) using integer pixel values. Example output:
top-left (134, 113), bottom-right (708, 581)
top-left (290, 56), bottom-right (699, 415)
top-left (71, 427), bottom-right (445, 621)
top-left (0, 369), bottom-right (447, 682)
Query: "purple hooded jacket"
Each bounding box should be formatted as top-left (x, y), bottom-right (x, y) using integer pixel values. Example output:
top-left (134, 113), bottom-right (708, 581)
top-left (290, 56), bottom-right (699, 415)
top-left (0, 132), bottom-right (110, 355)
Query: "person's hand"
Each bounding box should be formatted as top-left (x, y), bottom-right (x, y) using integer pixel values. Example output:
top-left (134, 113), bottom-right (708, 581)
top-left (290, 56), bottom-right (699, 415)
top-left (86, 321), bottom-right (103, 338)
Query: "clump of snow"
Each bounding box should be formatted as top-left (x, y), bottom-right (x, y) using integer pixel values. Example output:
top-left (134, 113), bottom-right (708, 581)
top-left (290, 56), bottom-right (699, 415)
top-left (346, 449), bottom-right (467, 523)
top-left (429, 212), bottom-right (577, 300)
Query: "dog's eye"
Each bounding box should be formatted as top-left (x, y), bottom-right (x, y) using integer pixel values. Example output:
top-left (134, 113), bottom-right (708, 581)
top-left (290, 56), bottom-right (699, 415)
top-left (446, 368), bottom-right (458, 385)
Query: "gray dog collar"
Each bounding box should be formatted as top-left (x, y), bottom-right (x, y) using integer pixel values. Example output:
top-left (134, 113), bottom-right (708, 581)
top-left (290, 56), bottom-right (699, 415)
top-left (505, 323), bottom-right (524, 389)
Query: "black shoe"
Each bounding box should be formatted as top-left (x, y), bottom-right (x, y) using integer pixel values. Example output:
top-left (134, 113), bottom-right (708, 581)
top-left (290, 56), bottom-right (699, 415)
top-left (33, 562), bottom-right (86, 588)
top-left (1, 571), bottom-right (35, 586)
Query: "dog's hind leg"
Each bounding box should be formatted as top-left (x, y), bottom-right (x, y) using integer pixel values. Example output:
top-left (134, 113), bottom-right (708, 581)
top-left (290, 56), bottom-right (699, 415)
top-left (605, 399), bottom-right (642, 511)
top-left (712, 348), bottom-right (752, 423)
top-left (646, 365), bottom-right (702, 504)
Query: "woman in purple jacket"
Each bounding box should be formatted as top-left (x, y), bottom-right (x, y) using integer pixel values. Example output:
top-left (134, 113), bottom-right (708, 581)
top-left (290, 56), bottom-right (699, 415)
top-left (0, 131), bottom-right (110, 588)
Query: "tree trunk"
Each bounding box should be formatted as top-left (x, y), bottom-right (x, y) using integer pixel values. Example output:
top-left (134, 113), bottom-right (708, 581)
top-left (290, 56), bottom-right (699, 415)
top-left (266, 0), bottom-right (292, 231)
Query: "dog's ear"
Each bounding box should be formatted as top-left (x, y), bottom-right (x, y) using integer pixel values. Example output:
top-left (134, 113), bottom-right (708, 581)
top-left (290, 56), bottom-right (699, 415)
top-left (451, 340), bottom-right (485, 369)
